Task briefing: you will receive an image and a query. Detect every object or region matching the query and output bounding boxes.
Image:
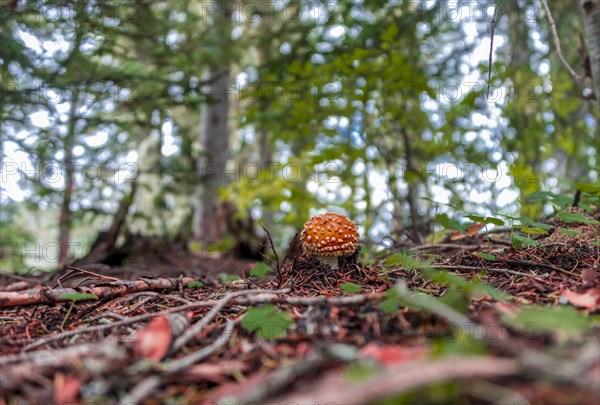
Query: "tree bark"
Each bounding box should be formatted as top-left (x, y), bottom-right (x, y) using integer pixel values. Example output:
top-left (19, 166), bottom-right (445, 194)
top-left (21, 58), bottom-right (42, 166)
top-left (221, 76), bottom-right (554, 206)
top-left (194, 0), bottom-right (234, 243)
top-left (581, 0), bottom-right (600, 106)
top-left (194, 68), bottom-right (231, 242)
top-left (129, 133), bottom-right (162, 235)
top-left (73, 181), bottom-right (137, 266)
top-left (400, 126), bottom-right (423, 244)
top-left (58, 89), bottom-right (78, 268)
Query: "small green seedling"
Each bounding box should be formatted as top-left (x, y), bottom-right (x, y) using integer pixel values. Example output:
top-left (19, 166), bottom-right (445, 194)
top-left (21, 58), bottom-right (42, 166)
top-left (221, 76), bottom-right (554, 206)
top-left (475, 252), bottom-right (496, 261)
top-left (241, 305), bottom-right (294, 340)
top-left (220, 274), bottom-right (241, 283)
top-left (341, 282), bottom-right (361, 294)
top-left (58, 293), bottom-right (98, 331)
top-left (511, 234), bottom-right (539, 249)
top-left (250, 262), bottom-right (272, 280)
top-left (187, 281), bottom-right (204, 289)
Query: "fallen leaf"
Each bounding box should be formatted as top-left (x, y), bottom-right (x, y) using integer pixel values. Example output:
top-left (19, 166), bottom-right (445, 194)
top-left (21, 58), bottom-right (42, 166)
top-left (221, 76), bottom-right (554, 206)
top-left (449, 231), bottom-right (466, 240)
top-left (54, 372), bottom-right (81, 404)
top-left (359, 343), bottom-right (428, 366)
top-left (132, 315), bottom-right (173, 361)
top-left (562, 289), bottom-right (600, 311)
top-left (466, 222), bottom-right (485, 237)
top-left (581, 267), bottom-right (597, 288)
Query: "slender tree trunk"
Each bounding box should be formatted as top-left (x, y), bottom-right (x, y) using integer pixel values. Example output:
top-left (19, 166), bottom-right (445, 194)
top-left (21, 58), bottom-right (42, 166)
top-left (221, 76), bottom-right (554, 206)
top-left (129, 132), bottom-right (162, 235)
top-left (400, 127), bottom-right (423, 244)
top-left (194, 0), bottom-right (234, 242)
top-left (195, 68), bottom-right (231, 242)
top-left (58, 89), bottom-right (78, 267)
top-left (73, 181), bottom-right (137, 266)
top-left (581, 0), bottom-right (600, 107)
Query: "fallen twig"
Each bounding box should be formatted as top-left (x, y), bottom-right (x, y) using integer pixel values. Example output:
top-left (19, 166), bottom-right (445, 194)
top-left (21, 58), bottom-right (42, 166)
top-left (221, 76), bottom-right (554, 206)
top-left (0, 342), bottom-right (127, 390)
top-left (0, 276), bottom-right (196, 307)
top-left (123, 320), bottom-right (236, 405)
top-left (271, 355), bottom-right (519, 404)
top-left (171, 288), bottom-right (290, 352)
top-left (237, 291), bottom-right (385, 306)
top-left (21, 287), bottom-right (290, 352)
top-left (431, 264), bottom-right (545, 279)
top-left (121, 376), bottom-right (162, 405)
top-left (393, 283), bottom-right (485, 340)
top-left (56, 265), bottom-right (121, 288)
top-left (161, 319), bottom-right (235, 373)
top-left (489, 258), bottom-right (579, 277)
top-left (211, 343), bottom-right (358, 404)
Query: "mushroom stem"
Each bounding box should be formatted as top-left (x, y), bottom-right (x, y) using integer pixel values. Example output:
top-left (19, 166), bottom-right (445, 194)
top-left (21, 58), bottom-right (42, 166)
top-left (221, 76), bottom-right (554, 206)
top-left (318, 255), bottom-right (339, 270)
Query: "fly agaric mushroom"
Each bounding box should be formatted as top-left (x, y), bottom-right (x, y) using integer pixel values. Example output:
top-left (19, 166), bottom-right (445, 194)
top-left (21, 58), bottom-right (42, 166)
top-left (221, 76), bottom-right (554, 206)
top-left (300, 212), bottom-right (360, 269)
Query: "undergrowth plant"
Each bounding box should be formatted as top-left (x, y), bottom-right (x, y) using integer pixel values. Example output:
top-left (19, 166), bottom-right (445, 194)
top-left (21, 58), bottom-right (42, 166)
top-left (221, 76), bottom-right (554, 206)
top-left (58, 292), bottom-right (98, 331)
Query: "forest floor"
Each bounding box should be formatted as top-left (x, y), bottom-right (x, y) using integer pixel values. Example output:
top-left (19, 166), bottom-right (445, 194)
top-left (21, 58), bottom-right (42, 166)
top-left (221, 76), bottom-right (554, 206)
top-left (1, 209), bottom-right (599, 404)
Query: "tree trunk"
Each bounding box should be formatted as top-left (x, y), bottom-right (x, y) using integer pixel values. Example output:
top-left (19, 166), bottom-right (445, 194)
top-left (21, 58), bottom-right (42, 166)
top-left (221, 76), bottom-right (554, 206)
top-left (58, 89), bottom-right (78, 268)
top-left (73, 181), bottom-right (137, 266)
top-left (195, 68), bottom-right (231, 242)
top-left (400, 126), bottom-right (423, 244)
top-left (194, 0), bottom-right (234, 243)
top-left (581, 0), bottom-right (600, 106)
top-left (129, 133), bottom-right (162, 235)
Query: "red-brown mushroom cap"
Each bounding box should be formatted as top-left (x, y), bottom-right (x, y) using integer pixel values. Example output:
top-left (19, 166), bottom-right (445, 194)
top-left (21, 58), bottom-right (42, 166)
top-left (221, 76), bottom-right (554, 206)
top-left (300, 212), bottom-right (359, 256)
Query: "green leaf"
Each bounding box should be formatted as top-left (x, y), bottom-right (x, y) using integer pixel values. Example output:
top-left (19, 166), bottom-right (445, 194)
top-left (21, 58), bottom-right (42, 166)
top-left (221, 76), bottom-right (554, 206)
top-left (341, 282), bottom-right (361, 294)
top-left (433, 329), bottom-right (488, 356)
top-left (380, 289), bottom-right (400, 314)
top-left (221, 274), bottom-right (241, 283)
top-left (187, 281), bottom-right (204, 289)
top-left (521, 226), bottom-right (548, 235)
top-left (529, 191), bottom-right (572, 208)
top-left (485, 217), bottom-right (505, 226)
top-left (206, 237), bottom-right (237, 253)
top-left (575, 183), bottom-right (600, 195)
top-left (380, 24), bottom-right (399, 42)
top-left (241, 305), bottom-right (294, 340)
top-left (439, 287), bottom-right (469, 313)
top-left (475, 252), bottom-right (496, 261)
top-left (344, 361), bottom-right (378, 382)
top-left (559, 228), bottom-right (584, 237)
top-left (423, 269), bottom-right (468, 288)
top-left (502, 306), bottom-right (592, 335)
top-left (188, 241), bottom-right (202, 254)
top-left (436, 213), bottom-right (468, 232)
top-left (58, 293), bottom-right (98, 302)
top-left (579, 202), bottom-right (595, 213)
top-left (583, 195), bottom-right (600, 208)
top-left (518, 217), bottom-right (552, 230)
top-left (384, 252), bottom-right (431, 270)
top-left (250, 262), bottom-right (272, 280)
top-left (511, 234), bottom-right (539, 249)
top-left (465, 215), bottom-right (485, 223)
top-left (557, 211), bottom-right (600, 225)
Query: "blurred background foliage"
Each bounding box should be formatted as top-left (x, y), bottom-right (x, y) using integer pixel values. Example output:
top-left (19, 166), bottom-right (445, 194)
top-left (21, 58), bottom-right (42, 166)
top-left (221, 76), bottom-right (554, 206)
top-left (1, 0), bottom-right (598, 271)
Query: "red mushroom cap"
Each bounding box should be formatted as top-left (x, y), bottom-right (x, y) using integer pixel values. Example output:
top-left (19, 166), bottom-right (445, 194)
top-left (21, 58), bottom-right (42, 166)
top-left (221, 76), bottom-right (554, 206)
top-left (300, 212), bottom-right (359, 256)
